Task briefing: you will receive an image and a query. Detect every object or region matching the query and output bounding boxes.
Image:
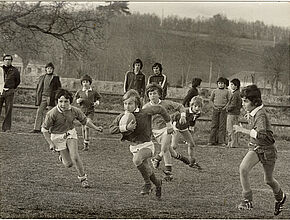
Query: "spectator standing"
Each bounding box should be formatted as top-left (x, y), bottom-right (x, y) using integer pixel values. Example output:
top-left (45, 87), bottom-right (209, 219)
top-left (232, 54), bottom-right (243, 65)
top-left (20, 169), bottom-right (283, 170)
top-left (208, 77), bottom-right (231, 146)
top-left (124, 58), bottom-right (146, 101)
top-left (31, 62), bottom-right (61, 133)
top-left (226, 78), bottom-right (242, 148)
top-left (147, 63), bottom-right (167, 100)
top-left (0, 55), bottom-right (21, 132)
top-left (182, 77), bottom-right (202, 107)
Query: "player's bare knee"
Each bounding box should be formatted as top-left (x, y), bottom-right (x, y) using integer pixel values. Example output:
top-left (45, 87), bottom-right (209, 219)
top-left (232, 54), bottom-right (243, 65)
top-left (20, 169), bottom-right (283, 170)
top-left (133, 157), bottom-right (142, 167)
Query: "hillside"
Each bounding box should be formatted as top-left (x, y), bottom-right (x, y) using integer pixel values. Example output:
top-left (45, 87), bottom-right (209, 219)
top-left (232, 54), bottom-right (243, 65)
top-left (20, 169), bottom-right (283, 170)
top-left (101, 26), bottom-right (272, 87)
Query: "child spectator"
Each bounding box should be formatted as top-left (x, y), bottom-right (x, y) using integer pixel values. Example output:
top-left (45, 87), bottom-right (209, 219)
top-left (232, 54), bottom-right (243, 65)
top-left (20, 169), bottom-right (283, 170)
top-left (143, 83), bottom-right (187, 181)
top-left (233, 85), bottom-right (286, 215)
top-left (208, 77), bottom-right (231, 146)
top-left (171, 96), bottom-right (203, 169)
top-left (74, 74), bottom-right (101, 151)
top-left (124, 58), bottom-right (146, 100)
top-left (31, 62), bottom-right (61, 133)
top-left (109, 89), bottom-right (173, 199)
top-left (147, 63), bottom-right (167, 100)
top-left (226, 78), bottom-right (242, 148)
top-left (182, 77), bottom-right (202, 107)
top-left (42, 89), bottom-right (103, 188)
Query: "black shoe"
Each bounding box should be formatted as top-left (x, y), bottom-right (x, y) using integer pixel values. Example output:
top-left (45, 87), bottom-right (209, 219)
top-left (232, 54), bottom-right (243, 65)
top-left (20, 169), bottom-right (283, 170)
top-left (82, 143), bottom-right (89, 151)
top-left (177, 155), bottom-right (190, 165)
top-left (274, 193), bottom-right (286, 216)
top-left (140, 184), bottom-right (152, 195)
top-left (155, 179), bottom-right (162, 199)
top-left (30, 130), bottom-right (41, 133)
top-left (163, 170), bottom-right (173, 181)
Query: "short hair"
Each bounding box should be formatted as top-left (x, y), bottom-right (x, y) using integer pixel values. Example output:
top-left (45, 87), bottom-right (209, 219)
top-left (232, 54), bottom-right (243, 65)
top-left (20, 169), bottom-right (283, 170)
top-left (240, 85), bottom-right (262, 107)
top-left (225, 78), bottom-right (229, 87)
top-left (123, 89), bottom-right (142, 108)
top-left (152, 62), bottom-right (163, 73)
top-left (81, 74), bottom-right (92, 85)
top-left (132, 59), bottom-right (143, 70)
top-left (217, 77), bottom-right (227, 84)
top-left (190, 96), bottom-right (203, 108)
top-left (3, 54), bottom-right (13, 61)
top-left (45, 62), bottom-right (54, 70)
top-left (231, 78), bottom-right (240, 89)
top-left (145, 83), bottom-right (162, 98)
top-left (56, 89), bottom-right (73, 104)
top-left (192, 78), bottom-right (202, 88)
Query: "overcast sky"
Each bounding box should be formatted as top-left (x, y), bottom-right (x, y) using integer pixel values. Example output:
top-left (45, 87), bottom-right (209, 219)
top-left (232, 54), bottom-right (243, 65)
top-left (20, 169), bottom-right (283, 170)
top-left (128, 1), bottom-right (290, 28)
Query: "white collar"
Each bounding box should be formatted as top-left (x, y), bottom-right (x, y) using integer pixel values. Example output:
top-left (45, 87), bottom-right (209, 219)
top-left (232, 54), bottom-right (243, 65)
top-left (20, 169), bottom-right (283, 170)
top-left (134, 108), bottom-right (140, 112)
top-left (189, 107), bottom-right (193, 113)
top-left (82, 87), bottom-right (92, 92)
top-left (150, 99), bottom-right (161, 105)
top-left (249, 104), bottom-right (263, 117)
top-left (57, 105), bottom-right (72, 113)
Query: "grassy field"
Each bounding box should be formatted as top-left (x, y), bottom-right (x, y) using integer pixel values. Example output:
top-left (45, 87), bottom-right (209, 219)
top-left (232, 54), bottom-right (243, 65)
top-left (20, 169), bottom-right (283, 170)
top-left (0, 110), bottom-right (290, 219)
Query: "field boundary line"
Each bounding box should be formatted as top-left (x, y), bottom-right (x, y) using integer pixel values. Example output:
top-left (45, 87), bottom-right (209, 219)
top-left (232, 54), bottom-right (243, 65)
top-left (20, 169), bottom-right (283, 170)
top-left (1, 132), bottom-right (289, 152)
top-left (12, 103), bottom-right (290, 128)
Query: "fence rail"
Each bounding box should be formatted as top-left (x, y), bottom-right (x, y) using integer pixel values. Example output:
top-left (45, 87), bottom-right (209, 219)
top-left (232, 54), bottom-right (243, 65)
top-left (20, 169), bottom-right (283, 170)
top-left (17, 86), bottom-right (290, 109)
top-left (13, 104), bottom-right (290, 128)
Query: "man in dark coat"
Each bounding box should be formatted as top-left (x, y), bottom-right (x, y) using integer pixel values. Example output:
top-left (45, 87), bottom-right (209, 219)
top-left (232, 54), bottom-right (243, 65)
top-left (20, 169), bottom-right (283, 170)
top-left (31, 62), bottom-right (61, 133)
top-left (0, 55), bottom-right (21, 132)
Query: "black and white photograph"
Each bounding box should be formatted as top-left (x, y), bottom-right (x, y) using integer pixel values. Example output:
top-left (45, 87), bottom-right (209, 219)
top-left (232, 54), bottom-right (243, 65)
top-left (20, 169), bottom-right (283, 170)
top-left (0, 0), bottom-right (289, 218)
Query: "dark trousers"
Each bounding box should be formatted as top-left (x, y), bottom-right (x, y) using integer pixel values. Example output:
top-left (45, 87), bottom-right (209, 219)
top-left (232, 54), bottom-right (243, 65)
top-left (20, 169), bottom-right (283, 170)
top-left (209, 108), bottom-right (227, 144)
top-left (0, 89), bottom-right (15, 131)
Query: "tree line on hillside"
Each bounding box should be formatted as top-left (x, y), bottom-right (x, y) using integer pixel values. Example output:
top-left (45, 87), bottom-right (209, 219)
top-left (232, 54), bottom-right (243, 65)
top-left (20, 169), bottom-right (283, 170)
top-left (0, 2), bottom-right (289, 94)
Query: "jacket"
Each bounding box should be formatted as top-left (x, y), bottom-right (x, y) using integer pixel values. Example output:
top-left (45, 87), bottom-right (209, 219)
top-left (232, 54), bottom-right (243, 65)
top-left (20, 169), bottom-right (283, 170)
top-left (35, 74), bottom-right (61, 106)
top-left (2, 65), bottom-right (20, 89)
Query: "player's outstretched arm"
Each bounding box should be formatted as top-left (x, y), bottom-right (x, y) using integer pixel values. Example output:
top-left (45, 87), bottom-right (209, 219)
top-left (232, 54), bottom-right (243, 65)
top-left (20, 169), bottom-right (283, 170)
top-left (86, 118), bottom-right (103, 132)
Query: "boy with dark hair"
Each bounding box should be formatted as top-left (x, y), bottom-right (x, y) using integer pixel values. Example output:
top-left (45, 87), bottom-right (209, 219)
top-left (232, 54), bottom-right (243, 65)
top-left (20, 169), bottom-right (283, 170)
top-left (143, 83), bottom-right (187, 181)
top-left (74, 74), bottom-right (102, 151)
top-left (226, 78), bottom-right (242, 148)
top-left (183, 77), bottom-right (202, 107)
top-left (109, 89), bottom-right (173, 199)
top-left (42, 89), bottom-right (103, 188)
top-left (124, 58), bottom-right (146, 99)
top-left (233, 85), bottom-right (286, 215)
top-left (208, 77), bottom-right (231, 146)
top-left (31, 62), bottom-right (61, 133)
top-left (147, 63), bottom-right (167, 100)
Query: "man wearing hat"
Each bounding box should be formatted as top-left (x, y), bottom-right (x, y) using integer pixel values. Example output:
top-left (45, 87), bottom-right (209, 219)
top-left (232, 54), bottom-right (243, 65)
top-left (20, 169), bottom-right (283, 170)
top-left (0, 55), bottom-right (21, 132)
top-left (31, 62), bottom-right (61, 133)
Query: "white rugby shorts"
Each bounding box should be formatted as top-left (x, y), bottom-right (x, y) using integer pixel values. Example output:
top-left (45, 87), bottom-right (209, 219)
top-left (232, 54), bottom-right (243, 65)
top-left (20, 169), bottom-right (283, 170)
top-left (152, 127), bottom-right (169, 144)
top-left (51, 128), bottom-right (78, 151)
top-left (129, 141), bottom-right (155, 155)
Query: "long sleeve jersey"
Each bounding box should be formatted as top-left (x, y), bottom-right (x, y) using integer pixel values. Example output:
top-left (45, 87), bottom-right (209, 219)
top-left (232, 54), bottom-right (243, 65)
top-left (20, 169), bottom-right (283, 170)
top-left (74, 88), bottom-right (102, 115)
top-left (109, 105), bottom-right (171, 143)
top-left (226, 89), bottom-right (242, 115)
top-left (143, 100), bottom-right (185, 130)
top-left (171, 108), bottom-right (201, 130)
top-left (147, 73), bottom-right (167, 99)
top-left (248, 106), bottom-right (275, 148)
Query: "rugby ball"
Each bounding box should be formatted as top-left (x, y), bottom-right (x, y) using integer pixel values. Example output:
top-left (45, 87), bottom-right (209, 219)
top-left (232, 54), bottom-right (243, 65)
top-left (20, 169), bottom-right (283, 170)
top-left (119, 112), bottom-right (136, 133)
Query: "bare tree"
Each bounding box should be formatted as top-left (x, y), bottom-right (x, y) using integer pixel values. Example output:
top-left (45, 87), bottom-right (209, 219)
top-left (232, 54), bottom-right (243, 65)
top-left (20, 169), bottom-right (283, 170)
top-left (0, 1), bottom-right (130, 70)
top-left (263, 42), bottom-right (289, 95)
